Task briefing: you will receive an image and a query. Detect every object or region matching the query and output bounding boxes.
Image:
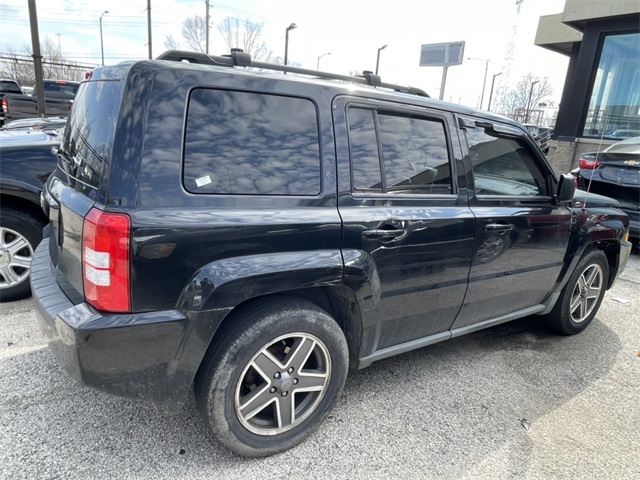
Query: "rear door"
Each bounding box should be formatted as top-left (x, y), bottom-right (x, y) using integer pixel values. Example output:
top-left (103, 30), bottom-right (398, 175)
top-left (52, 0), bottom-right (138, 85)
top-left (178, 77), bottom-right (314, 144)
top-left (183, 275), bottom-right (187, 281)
top-left (452, 119), bottom-right (572, 328)
top-left (334, 97), bottom-right (475, 352)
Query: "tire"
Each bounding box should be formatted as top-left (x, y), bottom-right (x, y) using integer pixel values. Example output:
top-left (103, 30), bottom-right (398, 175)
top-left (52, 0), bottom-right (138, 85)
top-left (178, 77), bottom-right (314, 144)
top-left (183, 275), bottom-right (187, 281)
top-left (194, 297), bottom-right (349, 457)
top-left (545, 249), bottom-right (608, 335)
top-left (0, 207), bottom-right (45, 302)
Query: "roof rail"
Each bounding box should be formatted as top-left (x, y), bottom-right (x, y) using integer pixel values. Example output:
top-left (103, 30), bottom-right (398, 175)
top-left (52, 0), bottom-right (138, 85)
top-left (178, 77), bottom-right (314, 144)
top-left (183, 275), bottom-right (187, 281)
top-left (156, 50), bottom-right (429, 98)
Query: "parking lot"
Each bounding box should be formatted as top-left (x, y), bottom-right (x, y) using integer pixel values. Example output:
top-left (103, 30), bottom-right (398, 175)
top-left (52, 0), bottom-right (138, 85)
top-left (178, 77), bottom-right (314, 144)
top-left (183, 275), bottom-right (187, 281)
top-left (1, 253), bottom-right (639, 479)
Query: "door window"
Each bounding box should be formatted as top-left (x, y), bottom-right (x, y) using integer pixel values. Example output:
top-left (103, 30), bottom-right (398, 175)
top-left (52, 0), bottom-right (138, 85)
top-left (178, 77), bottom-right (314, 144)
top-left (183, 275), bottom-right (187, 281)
top-left (465, 128), bottom-right (548, 197)
top-left (347, 107), bottom-right (452, 194)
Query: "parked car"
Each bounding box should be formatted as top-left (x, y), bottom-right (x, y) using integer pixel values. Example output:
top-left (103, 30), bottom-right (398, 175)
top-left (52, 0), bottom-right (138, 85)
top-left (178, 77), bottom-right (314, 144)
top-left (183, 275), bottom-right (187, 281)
top-left (31, 50), bottom-right (632, 457)
top-left (0, 123), bottom-right (63, 300)
top-left (0, 79), bottom-right (79, 125)
top-left (1, 116), bottom-right (67, 132)
top-left (572, 136), bottom-right (639, 241)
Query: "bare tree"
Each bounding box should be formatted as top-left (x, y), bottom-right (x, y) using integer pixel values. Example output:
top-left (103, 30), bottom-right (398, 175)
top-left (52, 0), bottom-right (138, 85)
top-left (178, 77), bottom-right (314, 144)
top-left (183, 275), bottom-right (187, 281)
top-left (217, 17), bottom-right (274, 61)
top-left (163, 34), bottom-right (182, 51)
top-left (498, 73), bottom-right (553, 123)
top-left (0, 36), bottom-right (94, 85)
top-left (182, 15), bottom-right (207, 53)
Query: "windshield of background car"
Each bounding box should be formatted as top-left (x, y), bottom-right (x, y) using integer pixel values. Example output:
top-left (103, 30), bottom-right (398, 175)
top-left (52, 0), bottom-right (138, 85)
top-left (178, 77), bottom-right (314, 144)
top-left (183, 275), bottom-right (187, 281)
top-left (0, 80), bottom-right (22, 94)
top-left (59, 80), bottom-right (122, 196)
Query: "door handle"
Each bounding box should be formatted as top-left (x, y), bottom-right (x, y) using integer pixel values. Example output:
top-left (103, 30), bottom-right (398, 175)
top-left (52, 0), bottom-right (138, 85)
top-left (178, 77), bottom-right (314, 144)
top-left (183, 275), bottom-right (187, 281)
top-left (485, 223), bottom-right (513, 232)
top-left (362, 228), bottom-right (405, 239)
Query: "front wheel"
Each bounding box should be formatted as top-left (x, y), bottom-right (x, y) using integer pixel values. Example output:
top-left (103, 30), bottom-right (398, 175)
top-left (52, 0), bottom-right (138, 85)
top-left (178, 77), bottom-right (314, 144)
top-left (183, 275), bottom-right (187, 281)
top-left (194, 297), bottom-right (349, 457)
top-left (544, 249), bottom-right (608, 335)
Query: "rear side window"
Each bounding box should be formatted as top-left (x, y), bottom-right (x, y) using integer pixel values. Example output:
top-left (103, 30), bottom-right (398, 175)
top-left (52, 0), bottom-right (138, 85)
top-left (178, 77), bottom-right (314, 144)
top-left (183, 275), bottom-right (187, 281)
top-left (183, 89), bottom-right (321, 195)
top-left (347, 107), bottom-right (452, 194)
top-left (465, 129), bottom-right (548, 196)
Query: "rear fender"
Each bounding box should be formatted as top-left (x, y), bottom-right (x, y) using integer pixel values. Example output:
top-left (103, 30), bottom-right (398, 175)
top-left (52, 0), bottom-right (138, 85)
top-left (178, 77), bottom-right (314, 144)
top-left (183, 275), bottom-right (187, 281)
top-left (178, 250), bottom-right (345, 312)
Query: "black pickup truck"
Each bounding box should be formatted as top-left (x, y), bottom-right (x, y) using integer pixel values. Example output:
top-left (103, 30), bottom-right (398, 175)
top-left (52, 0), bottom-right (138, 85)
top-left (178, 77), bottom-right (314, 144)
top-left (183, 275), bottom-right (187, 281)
top-left (0, 80), bottom-right (79, 125)
top-left (31, 51), bottom-right (632, 457)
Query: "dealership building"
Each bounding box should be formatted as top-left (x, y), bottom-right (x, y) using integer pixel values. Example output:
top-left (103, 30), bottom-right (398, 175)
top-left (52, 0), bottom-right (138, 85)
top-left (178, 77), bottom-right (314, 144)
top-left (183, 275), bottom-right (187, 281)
top-left (535, 0), bottom-right (639, 172)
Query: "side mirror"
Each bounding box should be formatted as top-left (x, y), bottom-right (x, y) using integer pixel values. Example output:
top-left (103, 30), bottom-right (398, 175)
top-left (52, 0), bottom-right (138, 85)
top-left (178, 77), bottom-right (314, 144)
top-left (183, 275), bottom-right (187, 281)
top-left (556, 173), bottom-right (575, 203)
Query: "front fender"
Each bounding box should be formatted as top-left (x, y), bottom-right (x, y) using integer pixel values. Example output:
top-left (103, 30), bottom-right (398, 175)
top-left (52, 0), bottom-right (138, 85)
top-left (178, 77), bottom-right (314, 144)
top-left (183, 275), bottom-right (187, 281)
top-left (556, 206), bottom-right (630, 291)
top-left (179, 250), bottom-right (344, 311)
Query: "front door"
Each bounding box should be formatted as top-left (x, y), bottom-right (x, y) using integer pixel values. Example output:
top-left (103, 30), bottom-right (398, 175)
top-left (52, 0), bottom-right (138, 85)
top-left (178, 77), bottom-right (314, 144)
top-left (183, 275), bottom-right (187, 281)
top-left (452, 120), bottom-right (572, 328)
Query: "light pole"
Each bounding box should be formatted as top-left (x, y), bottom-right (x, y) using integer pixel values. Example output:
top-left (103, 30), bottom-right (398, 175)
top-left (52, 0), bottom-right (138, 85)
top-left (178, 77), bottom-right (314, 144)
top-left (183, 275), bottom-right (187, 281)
top-left (467, 57), bottom-right (489, 109)
top-left (525, 80), bottom-right (540, 123)
top-left (375, 44), bottom-right (387, 75)
top-left (317, 52), bottom-right (331, 70)
top-left (99, 10), bottom-right (108, 66)
top-left (284, 23), bottom-right (297, 67)
top-left (487, 72), bottom-right (502, 112)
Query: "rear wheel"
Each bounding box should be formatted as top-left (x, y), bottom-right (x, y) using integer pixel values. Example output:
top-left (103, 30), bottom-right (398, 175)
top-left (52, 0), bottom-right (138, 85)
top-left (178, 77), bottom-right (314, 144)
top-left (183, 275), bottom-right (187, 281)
top-left (0, 207), bottom-right (45, 302)
top-left (545, 249), bottom-right (608, 335)
top-left (194, 297), bottom-right (349, 457)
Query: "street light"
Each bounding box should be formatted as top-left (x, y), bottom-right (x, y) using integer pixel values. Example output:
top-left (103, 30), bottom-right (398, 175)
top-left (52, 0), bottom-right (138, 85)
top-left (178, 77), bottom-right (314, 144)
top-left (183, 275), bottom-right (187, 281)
top-left (467, 57), bottom-right (489, 109)
top-left (526, 80), bottom-right (540, 123)
top-left (284, 23), bottom-right (297, 67)
top-left (317, 52), bottom-right (331, 70)
top-left (375, 44), bottom-right (387, 75)
top-left (99, 10), bottom-right (108, 66)
top-left (487, 72), bottom-right (502, 112)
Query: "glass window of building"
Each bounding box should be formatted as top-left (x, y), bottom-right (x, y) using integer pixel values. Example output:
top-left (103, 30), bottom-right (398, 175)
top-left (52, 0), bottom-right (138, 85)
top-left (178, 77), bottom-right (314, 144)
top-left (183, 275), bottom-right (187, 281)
top-left (583, 32), bottom-right (640, 139)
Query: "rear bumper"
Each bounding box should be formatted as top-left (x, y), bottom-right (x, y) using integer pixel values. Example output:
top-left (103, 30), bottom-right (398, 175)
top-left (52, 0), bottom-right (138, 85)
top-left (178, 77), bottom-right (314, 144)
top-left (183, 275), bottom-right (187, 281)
top-left (31, 239), bottom-right (224, 413)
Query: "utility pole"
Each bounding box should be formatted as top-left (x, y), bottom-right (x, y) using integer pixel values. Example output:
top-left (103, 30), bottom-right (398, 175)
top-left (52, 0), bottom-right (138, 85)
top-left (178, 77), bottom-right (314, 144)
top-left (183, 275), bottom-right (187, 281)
top-left (205, 1), bottom-right (210, 54)
top-left (27, 0), bottom-right (46, 117)
top-left (147, 0), bottom-right (152, 59)
top-left (525, 79), bottom-right (539, 123)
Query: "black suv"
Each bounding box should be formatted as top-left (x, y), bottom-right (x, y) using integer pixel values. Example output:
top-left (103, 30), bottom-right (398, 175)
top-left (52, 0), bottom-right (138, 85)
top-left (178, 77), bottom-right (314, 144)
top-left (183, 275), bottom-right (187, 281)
top-left (32, 51), bottom-right (632, 457)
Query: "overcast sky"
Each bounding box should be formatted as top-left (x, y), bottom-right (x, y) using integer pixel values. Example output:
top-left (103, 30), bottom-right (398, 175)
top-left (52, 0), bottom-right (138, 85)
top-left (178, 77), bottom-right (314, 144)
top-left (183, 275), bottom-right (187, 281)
top-left (0, 0), bottom-right (571, 109)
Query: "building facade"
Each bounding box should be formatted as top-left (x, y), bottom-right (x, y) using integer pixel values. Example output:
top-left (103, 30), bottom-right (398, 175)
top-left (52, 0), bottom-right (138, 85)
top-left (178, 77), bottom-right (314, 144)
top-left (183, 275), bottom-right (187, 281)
top-left (535, 0), bottom-right (640, 173)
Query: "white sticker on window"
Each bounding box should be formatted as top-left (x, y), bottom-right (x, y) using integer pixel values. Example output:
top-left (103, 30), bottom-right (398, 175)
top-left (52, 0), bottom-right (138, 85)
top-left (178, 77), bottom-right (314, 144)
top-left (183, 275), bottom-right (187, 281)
top-left (195, 175), bottom-right (212, 187)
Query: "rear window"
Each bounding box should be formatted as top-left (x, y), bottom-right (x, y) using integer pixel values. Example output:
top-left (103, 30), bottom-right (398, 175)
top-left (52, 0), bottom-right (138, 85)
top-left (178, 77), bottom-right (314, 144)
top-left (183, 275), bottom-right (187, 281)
top-left (183, 88), bottom-right (321, 195)
top-left (0, 80), bottom-right (22, 94)
top-left (43, 81), bottom-right (79, 99)
top-left (58, 80), bottom-right (122, 194)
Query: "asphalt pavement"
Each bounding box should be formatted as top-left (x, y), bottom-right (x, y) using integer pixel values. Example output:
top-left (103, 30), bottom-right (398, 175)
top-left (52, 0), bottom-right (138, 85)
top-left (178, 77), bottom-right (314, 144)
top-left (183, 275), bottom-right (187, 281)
top-left (1, 253), bottom-right (639, 479)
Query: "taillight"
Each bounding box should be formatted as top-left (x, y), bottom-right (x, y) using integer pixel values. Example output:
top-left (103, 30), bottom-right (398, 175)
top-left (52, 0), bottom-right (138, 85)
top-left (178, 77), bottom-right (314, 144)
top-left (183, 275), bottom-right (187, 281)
top-left (1, 98), bottom-right (8, 114)
top-left (82, 208), bottom-right (131, 312)
top-left (579, 157), bottom-right (601, 170)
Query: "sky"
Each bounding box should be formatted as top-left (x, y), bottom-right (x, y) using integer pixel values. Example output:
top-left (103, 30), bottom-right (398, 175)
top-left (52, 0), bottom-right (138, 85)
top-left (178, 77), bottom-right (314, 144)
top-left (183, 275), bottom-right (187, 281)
top-left (0, 0), bottom-right (571, 111)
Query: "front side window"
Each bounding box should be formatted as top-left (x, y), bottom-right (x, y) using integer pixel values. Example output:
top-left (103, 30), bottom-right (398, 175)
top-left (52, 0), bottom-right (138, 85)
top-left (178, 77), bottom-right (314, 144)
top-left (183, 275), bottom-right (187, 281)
top-left (583, 32), bottom-right (640, 139)
top-left (184, 89), bottom-right (321, 195)
top-left (347, 107), bottom-right (452, 194)
top-left (466, 128), bottom-right (548, 197)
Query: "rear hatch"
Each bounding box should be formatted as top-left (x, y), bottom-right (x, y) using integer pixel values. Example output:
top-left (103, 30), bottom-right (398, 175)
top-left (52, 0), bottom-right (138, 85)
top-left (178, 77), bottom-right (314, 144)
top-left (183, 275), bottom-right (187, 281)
top-left (44, 74), bottom-right (125, 305)
top-left (589, 154), bottom-right (640, 210)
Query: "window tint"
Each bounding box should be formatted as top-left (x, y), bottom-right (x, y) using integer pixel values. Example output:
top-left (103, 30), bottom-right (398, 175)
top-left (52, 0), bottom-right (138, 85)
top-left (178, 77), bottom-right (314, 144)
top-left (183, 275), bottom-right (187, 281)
top-left (348, 108), bottom-right (382, 191)
top-left (466, 129), bottom-right (548, 196)
top-left (347, 107), bottom-right (452, 194)
top-left (59, 80), bottom-right (122, 191)
top-left (184, 89), bottom-right (321, 196)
